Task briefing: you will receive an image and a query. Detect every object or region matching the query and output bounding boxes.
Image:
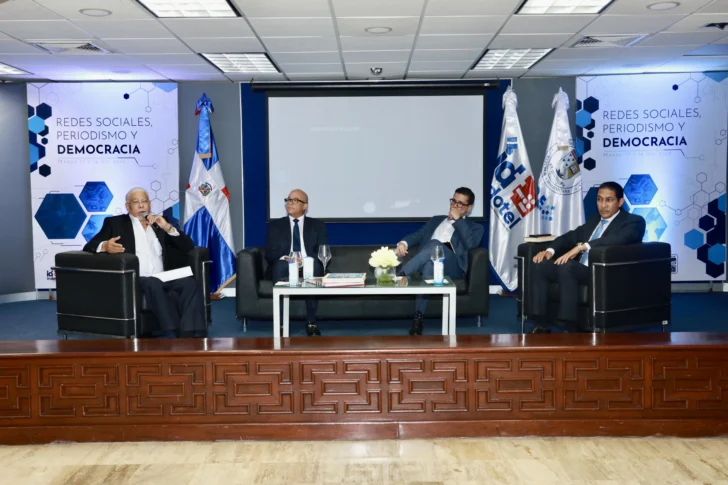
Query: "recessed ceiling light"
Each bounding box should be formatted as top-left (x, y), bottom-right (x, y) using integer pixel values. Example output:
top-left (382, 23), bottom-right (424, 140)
top-left (365, 26), bottom-right (392, 34)
top-left (472, 49), bottom-right (552, 70)
top-left (136, 0), bottom-right (239, 18)
top-left (517, 0), bottom-right (614, 14)
top-left (79, 8), bottom-right (112, 17)
top-left (647, 1), bottom-right (680, 10)
top-left (0, 62), bottom-right (30, 75)
top-left (202, 53), bottom-right (279, 73)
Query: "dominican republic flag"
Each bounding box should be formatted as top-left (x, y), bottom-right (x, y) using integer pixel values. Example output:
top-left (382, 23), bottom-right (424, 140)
top-left (489, 86), bottom-right (538, 292)
top-left (537, 87), bottom-right (584, 237)
top-left (184, 93), bottom-right (236, 293)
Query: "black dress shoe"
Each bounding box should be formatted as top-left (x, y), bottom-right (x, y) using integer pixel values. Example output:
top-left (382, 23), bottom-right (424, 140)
top-left (306, 322), bottom-right (321, 336)
top-left (409, 311), bottom-right (424, 336)
top-left (531, 325), bottom-right (551, 334)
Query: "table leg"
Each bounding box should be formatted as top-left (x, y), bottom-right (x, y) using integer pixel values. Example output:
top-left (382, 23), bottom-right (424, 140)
top-left (273, 292), bottom-right (281, 339)
top-left (283, 296), bottom-right (290, 337)
top-left (448, 289), bottom-right (457, 336)
top-left (441, 293), bottom-right (449, 336)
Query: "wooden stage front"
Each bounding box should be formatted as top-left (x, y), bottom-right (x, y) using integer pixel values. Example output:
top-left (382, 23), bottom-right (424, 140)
top-left (1, 332), bottom-right (727, 444)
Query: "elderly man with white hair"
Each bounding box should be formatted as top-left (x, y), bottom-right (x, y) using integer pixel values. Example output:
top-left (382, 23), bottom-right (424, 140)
top-left (83, 187), bottom-right (206, 338)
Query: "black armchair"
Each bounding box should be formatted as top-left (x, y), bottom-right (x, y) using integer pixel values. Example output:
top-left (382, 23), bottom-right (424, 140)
top-left (54, 248), bottom-right (212, 338)
top-left (516, 241), bottom-right (672, 333)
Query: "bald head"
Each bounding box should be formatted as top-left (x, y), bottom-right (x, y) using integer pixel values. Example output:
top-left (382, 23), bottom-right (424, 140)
top-left (285, 189), bottom-right (308, 218)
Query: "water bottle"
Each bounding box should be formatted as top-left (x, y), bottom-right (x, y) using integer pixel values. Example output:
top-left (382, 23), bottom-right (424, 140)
top-left (433, 257), bottom-right (444, 286)
top-left (288, 259), bottom-right (298, 286)
top-left (303, 257), bottom-right (314, 279)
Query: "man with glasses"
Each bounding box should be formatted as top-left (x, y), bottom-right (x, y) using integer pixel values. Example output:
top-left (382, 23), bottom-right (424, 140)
top-left (395, 187), bottom-right (484, 335)
top-left (265, 189), bottom-right (328, 336)
top-left (83, 187), bottom-right (207, 338)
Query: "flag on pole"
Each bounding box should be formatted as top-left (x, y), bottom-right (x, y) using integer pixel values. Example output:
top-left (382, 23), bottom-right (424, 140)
top-left (489, 86), bottom-right (538, 292)
top-left (184, 93), bottom-right (236, 293)
top-left (537, 87), bottom-right (584, 237)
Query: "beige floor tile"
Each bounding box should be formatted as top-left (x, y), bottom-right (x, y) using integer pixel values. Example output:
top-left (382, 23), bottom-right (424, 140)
top-left (126, 464), bottom-right (199, 485)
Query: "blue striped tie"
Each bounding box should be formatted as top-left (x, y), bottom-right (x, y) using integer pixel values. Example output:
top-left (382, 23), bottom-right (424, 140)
top-left (579, 219), bottom-right (608, 265)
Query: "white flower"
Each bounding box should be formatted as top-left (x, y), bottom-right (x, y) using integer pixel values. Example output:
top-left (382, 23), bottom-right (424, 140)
top-left (369, 246), bottom-right (400, 268)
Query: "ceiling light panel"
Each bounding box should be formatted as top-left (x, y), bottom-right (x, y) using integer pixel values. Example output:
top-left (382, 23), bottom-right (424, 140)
top-left (0, 62), bottom-right (30, 75)
top-left (137, 0), bottom-right (239, 18)
top-left (518, 0), bottom-right (613, 14)
top-left (472, 48), bottom-right (552, 70)
top-left (202, 53), bottom-right (279, 73)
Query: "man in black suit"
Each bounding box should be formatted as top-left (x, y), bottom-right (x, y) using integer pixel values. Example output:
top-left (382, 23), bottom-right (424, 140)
top-left (265, 189), bottom-right (328, 336)
top-left (84, 187), bottom-right (206, 338)
top-left (530, 181), bottom-right (646, 333)
top-left (395, 187), bottom-right (484, 335)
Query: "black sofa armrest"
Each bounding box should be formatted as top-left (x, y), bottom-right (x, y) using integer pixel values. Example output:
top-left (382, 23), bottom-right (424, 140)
top-left (55, 251), bottom-right (140, 273)
top-left (466, 248), bottom-right (489, 295)
top-left (236, 247), bottom-right (264, 298)
top-left (589, 242), bottom-right (672, 264)
top-left (187, 247), bottom-right (212, 323)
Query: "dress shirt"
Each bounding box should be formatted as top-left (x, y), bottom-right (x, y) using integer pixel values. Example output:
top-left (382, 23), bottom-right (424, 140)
top-left (546, 210), bottom-right (621, 257)
top-left (400, 216), bottom-right (462, 250)
top-left (287, 214), bottom-right (307, 258)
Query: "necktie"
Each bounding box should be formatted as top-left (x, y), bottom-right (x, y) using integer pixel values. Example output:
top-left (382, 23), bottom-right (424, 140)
top-left (292, 219), bottom-right (301, 252)
top-left (579, 219), bottom-right (608, 265)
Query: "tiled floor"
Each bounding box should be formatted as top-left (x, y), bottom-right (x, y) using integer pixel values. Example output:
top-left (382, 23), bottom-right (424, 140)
top-left (3, 438), bottom-right (728, 484)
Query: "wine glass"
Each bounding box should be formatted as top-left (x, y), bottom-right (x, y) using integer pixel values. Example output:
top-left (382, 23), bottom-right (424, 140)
top-left (289, 251), bottom-right (303, 269)
top-left (318, 244), bottom-right (331, 274)
top-left (431, 244), bottom-right (444, 263)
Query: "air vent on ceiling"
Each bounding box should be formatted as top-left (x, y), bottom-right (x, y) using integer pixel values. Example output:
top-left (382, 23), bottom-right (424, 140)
top-left (572, 35), bottom-right (647, 48)
top-left (30, 41), bottom-right (112, 55)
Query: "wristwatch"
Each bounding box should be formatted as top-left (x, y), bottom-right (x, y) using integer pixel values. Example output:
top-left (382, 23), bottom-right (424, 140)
top-left (576, 242), bottom-right (585, 252)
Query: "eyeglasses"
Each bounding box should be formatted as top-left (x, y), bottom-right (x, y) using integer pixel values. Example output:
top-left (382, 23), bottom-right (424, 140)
top-left (129, 199), bottom-right (150, 206)
top-left (284, 198), bottom-right (307, 205)
top-left (449, 198), bottom-right (470, 208)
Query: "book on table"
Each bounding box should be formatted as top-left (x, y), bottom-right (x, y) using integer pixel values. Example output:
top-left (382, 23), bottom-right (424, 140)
top-left (322, 273), bottom-right (367, 287)
top-left (524, 234), bottom-right (556, 243)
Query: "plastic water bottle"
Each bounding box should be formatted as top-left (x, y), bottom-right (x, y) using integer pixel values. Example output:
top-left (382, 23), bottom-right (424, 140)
top-left (303, 257), bottom-right (314, 279)
top-left (288, 259), bottom-right (298, 286)
top-left (433, 258), bottom-right (444, 286)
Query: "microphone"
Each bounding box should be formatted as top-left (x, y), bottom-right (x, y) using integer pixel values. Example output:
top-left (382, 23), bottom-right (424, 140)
top-left (139, 211), bottom-right (160, 229)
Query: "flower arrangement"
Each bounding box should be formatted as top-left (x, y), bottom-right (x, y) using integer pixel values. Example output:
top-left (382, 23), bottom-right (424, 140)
top-left (369, 246), bottom-right (399, 285)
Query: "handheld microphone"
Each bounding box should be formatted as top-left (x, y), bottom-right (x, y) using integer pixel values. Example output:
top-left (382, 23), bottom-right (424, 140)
top-left (139, 211), bottom-right (160, 229)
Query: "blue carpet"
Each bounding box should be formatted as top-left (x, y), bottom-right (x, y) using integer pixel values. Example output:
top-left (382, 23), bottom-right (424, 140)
top-left (0, 293), bottom-right (727, 340)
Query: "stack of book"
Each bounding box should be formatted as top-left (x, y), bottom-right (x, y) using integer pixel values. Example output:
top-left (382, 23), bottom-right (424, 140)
top-left (322, 273), bottom-right (367, 287)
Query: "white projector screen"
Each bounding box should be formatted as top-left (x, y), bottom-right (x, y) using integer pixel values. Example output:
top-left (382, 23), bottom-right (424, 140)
top-left (267, 94), bottom-right (485, 220)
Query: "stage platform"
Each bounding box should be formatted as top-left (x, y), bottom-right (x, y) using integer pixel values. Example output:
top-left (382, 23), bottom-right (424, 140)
top-left (0, 332), bottom-right (727, 445)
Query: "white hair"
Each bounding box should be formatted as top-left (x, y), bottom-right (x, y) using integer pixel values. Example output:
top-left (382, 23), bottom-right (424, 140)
top-left (125, 187), bottom-right (149, 202)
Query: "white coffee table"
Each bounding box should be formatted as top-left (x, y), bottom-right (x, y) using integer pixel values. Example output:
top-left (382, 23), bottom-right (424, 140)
top-left (272, 279), bottom-right (457, 338)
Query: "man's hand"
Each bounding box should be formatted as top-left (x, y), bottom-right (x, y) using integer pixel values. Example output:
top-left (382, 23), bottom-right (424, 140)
top-left (448, 207), bottom-right (461, 221)
top-left (103, 236), bottom-right (125, 254)
top-left (532, 250), bottom-right (553, 263)
top-left (146, 214), bottom-right (172, 232)
top-left (554, 246), bottom-right (581, 265)
top-left (395, 242), bottom-right (408, 257)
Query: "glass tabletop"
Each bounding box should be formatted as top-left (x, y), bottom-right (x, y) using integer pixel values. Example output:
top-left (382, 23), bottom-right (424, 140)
top-left (274, 276), bottom-right (456, 291)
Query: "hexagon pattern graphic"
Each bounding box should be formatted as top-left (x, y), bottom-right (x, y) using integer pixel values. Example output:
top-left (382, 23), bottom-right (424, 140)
top-left (708, 244), bottom-right (726, 265)
top-left (27, 102), bottom-right (52, 174)
top-left (631, 207), bottom-right (667, 242)
top-left (39, 164), bottom-right (51, 177)
top-left (79, 182), bottom-right (113, 212)
top-left (624, 174), bottom-right (658, 206)
top-left (34, 193), bottom-right (86, 240)
top-left (82, 215), bottom-right (112, 242)
top-left (684, 192), bottom-right (727, 279)
top-left (684, 229), bottom-right (704, 250)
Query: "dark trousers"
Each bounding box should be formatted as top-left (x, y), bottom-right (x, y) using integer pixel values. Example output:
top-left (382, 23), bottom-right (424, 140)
top-left (139, 276), bottom-right (206, 337)
top-left (401, 240), bottom-right (464, 314)
top-left (530, 259), bottom-right (589, 331)
top-left (272, 259), bottom-right (322, 322)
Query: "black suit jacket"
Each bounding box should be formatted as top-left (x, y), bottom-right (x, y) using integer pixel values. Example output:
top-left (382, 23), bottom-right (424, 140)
top-left (264, 216), bottom-right (329, 278)
top-left (549, 209), bottom-right (646, 257)
top-left (83, 214), bottom-right (194, 271)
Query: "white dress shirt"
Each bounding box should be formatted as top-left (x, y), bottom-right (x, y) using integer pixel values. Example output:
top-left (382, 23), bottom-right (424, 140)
top-left (288, 214), bottom-right (307, 258)
top-left (400, 216), bottom-right (461, 250)
top-left (546, 210), bottom-right (621, 257)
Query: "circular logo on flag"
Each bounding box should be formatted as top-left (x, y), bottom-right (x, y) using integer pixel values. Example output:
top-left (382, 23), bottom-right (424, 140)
top-left (543, 147), bottom-right (582, 196)
top-left (198, 182), bottom-right (212, 196)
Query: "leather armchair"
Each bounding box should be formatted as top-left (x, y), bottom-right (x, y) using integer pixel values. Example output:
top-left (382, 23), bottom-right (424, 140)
top-left (236, 245), bottom-right (489, 324)
top-left (54, 248), bottom-right (212, 338)
top-left (516, 242), bottom-right (672, 333)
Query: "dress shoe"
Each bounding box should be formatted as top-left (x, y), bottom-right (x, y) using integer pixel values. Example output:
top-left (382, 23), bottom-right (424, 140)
top-left (306, 322), bottom-right (321, 336)
top-left (409, 311), bottom-right (424, 336)
top-left (530, 325), bottom-right (551, 334)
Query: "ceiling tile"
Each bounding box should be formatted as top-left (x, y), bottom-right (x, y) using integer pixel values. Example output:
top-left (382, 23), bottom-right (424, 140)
top-left (638, 31), bottom-right (728, 46)
top-left (631, 56), bottom-right (728, 72)
top-left (521, 68), bottom-right (582, 77)
top-left (606, 0), bottom-right (713, 15)
top-left (409, 60), bottom-right (473, 70)
top-left (411, 49), bottom-right (482, 61)
top-left (340, 35), bottom-right (415, 50)
top-left (184, 37), bottom-right (263, 53)
top-left (232, 0), bottom-right (332, 18)
top-left (278, 63), bottom-right (343, 74)
top-left (416, 34), bottom-right (493, 49)
top-left (342, 50), bottom-right (411, 62)
top-left (464, 69), bottom-right (525, 78)
top-left (546, 46), bottom-right (629, 60)
top-left (583, 15), bottom-right (686, 34)
top-left (247, 18), bottom-right (335, 37)
top-left (262, 36), bottom-right (339, 52)
top-left (103, 38), bottom-right (193, 54)
top-left (0, 0), bottom-right (61, 20)
top-left (699, 0), bottom-right (728, 13)
top-left (345, 61), bottom-right (407, 78)
top-left (161, 19), bottom-right (254, 38)
top-left (127, 53), bottom-right (209, 65)
top-left (534, 59), bottom-right (605, 71)
top-left (336, 17), bottom-right (420, 36)
top-left (419, 16), bottom-right (507, 35)
top-left (270, 51), bottom-right (341, 63)
top-left (500, 15), bottom-right (596, 34)
top-left (427, 0), bottom-right (521, 16)
top-left (407, 70), bottom-right (466, 79)
top-left (149, 64), bottom-right (221, 76)
top-left (714, 34), bottom-right (728, 44)
top-left (72, 20), bottom-right (171, 39)
top-left (0, 20), bottom-right (91, 40)
top-left (666, 13), bottom-right (728, 32)
top-left (35, 0), bottom-right (152, 20)
top-left (621, 45), bottom-right (708, 58)
top-left (489, 34), bottom-right (573, 49)
top-left (0, 39), bottom-right (44, 54)
top-left (226, 72), bottom-right (286, 81)
top-left (287, 72), bottom-right (346, 80)
top-left (585, 58), bottom-right (671, 74)
top-left (333, 0), bottom-right (425, 17)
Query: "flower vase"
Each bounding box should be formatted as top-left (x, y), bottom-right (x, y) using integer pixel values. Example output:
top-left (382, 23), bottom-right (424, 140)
top-left (374, 266), bottom-right (396, 286)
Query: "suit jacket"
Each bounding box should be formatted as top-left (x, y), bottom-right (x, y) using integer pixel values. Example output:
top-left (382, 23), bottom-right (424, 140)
top-left (549, 210), bottom-right (646, 257)
top-left (403, 216), bottom-right (484, 272)
top-left (264, 216), bottom-right (329, 277)
top-left (83, 214), bottom-right (194, 271)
